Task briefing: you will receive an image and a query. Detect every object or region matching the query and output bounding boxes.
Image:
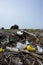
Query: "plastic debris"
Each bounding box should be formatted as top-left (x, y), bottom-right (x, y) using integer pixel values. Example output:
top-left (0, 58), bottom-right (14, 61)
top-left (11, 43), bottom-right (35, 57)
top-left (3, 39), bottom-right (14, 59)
top-left (37, 46), bottom-right (43, 52)
top-left (6, 46), bottom-right (19, 52)
top-left (26, 40), bottom-right (30, 45)
top-left (16, 42), bottom-right (26, 50)
top-left (0, 48), bottom-right (3, 52)
top-left (17, 31), bottom-right (23, 35)
top-left (26, 45), bottom-right (36, 51)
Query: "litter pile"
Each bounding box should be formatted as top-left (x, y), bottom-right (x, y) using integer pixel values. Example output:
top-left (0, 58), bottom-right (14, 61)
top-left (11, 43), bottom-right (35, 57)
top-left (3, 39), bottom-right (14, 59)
top-left (0, 30), bottom-right (43, 65)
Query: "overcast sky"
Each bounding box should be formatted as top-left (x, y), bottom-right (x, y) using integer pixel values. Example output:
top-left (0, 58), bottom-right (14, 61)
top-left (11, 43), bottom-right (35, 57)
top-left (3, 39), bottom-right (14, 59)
top-left (0, 0), bottom-right (43, 29)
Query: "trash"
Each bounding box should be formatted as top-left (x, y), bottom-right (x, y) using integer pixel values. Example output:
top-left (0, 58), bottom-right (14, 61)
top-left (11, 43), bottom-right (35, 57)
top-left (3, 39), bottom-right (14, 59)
top-left (0, 30), bottom-right (43, 65)
top-left (17, 31), bottom-right (23, 35)
top-left (26, 45), bottom-right (36, 51)
top-left (8, 35), bottom-right (14, 44)
top-left (0, 48), bottom-right (3, 52)
top-left (26, 40), bottom-right (30, 45)
top-left (37, 46), bottom-right (43, 52)
top-left (6, 46), bottom-right (19, 52)
top-left (16, 42), bottom-right (26, 50)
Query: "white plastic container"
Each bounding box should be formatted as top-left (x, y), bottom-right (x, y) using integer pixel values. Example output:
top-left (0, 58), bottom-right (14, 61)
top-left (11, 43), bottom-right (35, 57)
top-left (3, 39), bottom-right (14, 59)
top-left (16, 42), bottom-right (26, 50)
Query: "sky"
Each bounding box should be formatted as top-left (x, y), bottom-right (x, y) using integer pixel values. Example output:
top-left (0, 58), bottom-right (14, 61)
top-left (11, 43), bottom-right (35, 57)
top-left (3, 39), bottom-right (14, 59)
top-left (0, 0), bottom-right (43, 29)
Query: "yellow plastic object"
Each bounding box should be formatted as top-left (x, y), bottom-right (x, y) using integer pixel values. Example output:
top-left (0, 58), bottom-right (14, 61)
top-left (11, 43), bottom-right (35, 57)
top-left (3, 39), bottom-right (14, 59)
top-left (0, 48), bottom-right (3, 53)
top-left (26, 45), bottom-right (36, 52)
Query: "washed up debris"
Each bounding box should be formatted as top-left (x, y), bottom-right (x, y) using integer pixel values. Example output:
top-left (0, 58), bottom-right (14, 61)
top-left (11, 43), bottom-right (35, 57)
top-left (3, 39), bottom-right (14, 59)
top-left (37, 45), bottom-right (43, 52)
top-left (6, 46), bottom-right (19, 52)
top-left (0, 48), bottom-right (3, 52)
top-left (0, 30), bottom-right (43, 65)
top-left (16, 42), bottom-right (26, 50)
top-left (26, 45), bottom-right (36, 52)
top-left (17, 31), bottom-right (23, 35)
top-left (26, 40), bottom-right (30, 45)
